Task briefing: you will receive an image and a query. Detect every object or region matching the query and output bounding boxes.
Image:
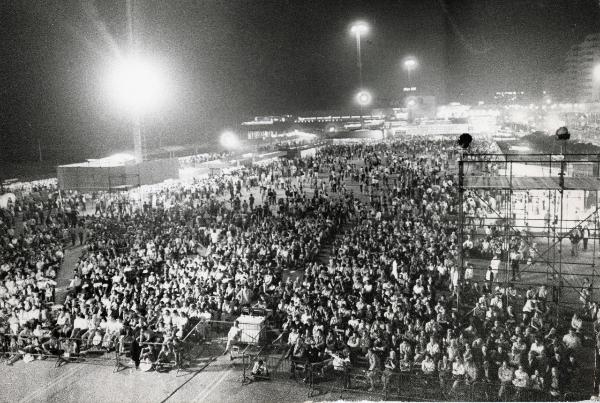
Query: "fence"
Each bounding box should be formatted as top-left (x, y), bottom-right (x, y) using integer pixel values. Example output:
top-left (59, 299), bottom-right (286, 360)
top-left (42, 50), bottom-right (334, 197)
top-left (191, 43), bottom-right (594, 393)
top-left (0, 333), bottom-right (120, 370)
top-left (176, 318), bottom-right (272, 373)
top-left (303, 363), bottom-right (592, 402)
top-left (238, 348), bottom-right (592, 402)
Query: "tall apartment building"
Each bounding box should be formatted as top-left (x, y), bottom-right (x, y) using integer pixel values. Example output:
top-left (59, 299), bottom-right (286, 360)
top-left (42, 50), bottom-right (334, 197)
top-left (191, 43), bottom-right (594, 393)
top-left (564, 33), bottom-right (600, 102)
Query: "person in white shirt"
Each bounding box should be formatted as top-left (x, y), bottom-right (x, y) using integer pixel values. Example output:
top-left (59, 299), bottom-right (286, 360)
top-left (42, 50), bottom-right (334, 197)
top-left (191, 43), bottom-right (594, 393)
top-left (224, 320), bottom-right (242, 355)
top-left (71, 313), bottom-right (89, 338)
top-left (490, 255), bottom-right (500, 281)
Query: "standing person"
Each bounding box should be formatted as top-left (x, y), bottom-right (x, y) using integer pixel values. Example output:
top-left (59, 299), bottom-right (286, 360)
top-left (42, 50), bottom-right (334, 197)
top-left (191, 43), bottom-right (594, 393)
top-left (249, 193), bottom-right (255, 211)
top-left (490, 255), bottom-right (500, 283)
top-left (582, 224), bottom-right (590, 252)
top-left (130, 335), bottom-right (142, 370)
top-left (366, 347), bottom-right (381, 392)
top-left (570, 227), bottom-right (581, 257)
top-left (485, 266), bottom-right (494, 292)
top-left (510, 248), bottom-right (520, 281)
top-left (224, 320), bottom-right (242, 356)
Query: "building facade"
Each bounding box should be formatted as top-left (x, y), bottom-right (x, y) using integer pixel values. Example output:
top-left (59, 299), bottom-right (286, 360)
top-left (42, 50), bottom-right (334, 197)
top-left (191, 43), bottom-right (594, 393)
top-left (564, 33), bottom-right (600, 102)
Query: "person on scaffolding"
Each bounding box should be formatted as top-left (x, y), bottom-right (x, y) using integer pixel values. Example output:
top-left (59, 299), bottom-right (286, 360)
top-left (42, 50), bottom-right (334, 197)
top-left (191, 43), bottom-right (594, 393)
top-left (570, 226), bottom-right (581, 257)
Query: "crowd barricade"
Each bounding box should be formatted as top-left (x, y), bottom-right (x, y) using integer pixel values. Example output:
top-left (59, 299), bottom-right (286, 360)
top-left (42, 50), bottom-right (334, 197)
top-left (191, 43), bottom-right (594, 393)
top-left (0, 333), bottom-right (118, 369)
top-left (273, 360), bottom-right (594, 402)
top-left (176, 318), bottom-right (272, 373)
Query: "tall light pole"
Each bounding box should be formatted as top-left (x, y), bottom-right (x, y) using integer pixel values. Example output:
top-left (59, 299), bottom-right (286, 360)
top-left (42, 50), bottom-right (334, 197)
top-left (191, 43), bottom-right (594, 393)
top-left (403, 57), bottom-right (418, 90)
top-left (356, 90), bottom-right (372, 129)
top-left (350, 21), bottom-right (369, 88)
top-left (125, 0), bottom-right (143, 162)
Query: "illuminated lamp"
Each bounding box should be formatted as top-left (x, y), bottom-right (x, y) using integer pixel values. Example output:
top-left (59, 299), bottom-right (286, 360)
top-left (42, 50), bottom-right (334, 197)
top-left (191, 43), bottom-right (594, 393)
top-left (555, 126), bottom-right (570, 141)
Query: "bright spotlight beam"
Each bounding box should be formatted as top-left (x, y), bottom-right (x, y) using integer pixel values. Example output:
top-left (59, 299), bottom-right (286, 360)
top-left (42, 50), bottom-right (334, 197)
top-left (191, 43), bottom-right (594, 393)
top-left (350, 21), bottom-right (369, 36)
top-left (220, 131), bottom-right (240, 149)
top-left (107, 55), bottom-right (165, 113)
top-left (403, 58), bottom-right (418, 71)
top-left (356, 90), bottom-right (372, 106)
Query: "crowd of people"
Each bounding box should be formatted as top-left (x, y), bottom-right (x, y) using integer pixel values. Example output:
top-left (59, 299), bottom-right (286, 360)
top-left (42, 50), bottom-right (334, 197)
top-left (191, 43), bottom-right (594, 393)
top-left (277, 140), bottom-right (593, 400)
top-left (0, 137), bottom-right (596, 400)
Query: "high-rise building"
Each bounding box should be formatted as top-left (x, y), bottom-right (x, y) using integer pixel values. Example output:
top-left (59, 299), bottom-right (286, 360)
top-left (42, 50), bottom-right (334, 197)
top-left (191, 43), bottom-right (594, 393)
top-left (564, 34), bottom-right (600, 102)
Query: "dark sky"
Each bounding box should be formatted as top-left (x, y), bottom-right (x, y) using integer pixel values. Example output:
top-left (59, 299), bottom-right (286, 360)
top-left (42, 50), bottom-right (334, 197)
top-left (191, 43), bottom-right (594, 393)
top-left (1, 0), bottom-right (599, 163)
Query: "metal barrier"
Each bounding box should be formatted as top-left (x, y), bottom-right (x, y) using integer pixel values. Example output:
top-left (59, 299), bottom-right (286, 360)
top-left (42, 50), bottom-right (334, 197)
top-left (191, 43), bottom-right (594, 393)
top-left (300, 362), bottom-right (592, 401)
top-left (0, 332), bottom-right (183, 374)
top-left (0, 333), bottom-right (118, 369)
top-left (176, 319), bottom-right (270, 373)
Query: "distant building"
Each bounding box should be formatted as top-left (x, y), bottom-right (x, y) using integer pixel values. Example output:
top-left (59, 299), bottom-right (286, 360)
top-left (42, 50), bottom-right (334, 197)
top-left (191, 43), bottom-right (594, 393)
top-left (492, 91), bottom-right (528, 104)
top-left (541, 72), bottom-right (564, 102)
top-left (563, 33), bottom-right (600, 102)
top-left (240, 111), bottom-right (387, 140)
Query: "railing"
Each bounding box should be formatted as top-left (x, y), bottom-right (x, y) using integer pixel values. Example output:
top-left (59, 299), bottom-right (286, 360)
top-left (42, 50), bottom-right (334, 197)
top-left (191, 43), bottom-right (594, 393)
top-left (0, 332), bottom-right (182, 373)
top-left (237, 347), bottom-right (593, 402)
top-left (304, 364), bottom-right (592, 401)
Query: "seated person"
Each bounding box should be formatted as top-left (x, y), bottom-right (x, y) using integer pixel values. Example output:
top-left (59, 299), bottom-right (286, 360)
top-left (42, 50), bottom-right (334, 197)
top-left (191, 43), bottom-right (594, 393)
top-left (251, 359), bottom-right (270, 380)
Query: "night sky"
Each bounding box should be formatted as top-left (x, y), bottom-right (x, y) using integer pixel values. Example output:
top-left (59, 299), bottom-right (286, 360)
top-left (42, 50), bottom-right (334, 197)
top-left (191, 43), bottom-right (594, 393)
top-left (1, 0), bottom-right (599, 163)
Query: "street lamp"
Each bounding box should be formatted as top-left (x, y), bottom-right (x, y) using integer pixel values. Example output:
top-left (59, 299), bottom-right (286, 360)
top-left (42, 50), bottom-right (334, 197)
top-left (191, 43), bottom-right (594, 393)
top-left (403, 56), bottom-right (418, 88)
top-left (107, 54), bottom-right (165, 162)
top-left (350, 21), bottom-right (369, 87)
top-left (356, 90), bottom-right (372, 106)
top-left (355, 90), bottom-right (372, 129)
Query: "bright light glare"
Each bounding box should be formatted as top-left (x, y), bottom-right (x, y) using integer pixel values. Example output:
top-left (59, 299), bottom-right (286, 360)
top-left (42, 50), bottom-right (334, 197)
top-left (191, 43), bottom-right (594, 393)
top-left (107, 56), bottom-right (165, 113)
top-left (403, 58), bottom-right (418, 70)
top-left (594, 64), bottom-right (600, 81)
top-left (350, 21), bottom-right (369, 36)
top-left (407, 99), bottom-right (416, 107)
top-left (356, 90), bottom-right (372, 106)
top-left (106, 153), bottom-right (136, 163)
top-left (220, 131), bottom-right (240, 149)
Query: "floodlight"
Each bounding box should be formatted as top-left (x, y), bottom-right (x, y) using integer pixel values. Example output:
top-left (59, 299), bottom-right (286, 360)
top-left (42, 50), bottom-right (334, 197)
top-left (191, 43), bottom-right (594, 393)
top-left (555, 126), bottom-right (570, 141)
top-left (220, 131), bottom-right (240, 149)
top-left (107, 55), bottom-right (165, 113)
top-left (594, 64), bottom-right (600, 81)
top-left (350, 21), bottom-right (369, 36)
top-left (403, 58), bottom-right (418, 71)
top-left (356, 90), bottom-right (372, 106)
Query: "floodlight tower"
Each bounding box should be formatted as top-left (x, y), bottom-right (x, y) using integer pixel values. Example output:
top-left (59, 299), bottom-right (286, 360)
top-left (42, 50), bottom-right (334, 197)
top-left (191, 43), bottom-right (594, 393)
top-left (403, 57), bottom-right (418, 88)
top-left (350, 21), bottom-right (369, 88)
top-left (355, 90), bottom-right (372, 129)
top-left (127, 0), bottom-right (143, 162)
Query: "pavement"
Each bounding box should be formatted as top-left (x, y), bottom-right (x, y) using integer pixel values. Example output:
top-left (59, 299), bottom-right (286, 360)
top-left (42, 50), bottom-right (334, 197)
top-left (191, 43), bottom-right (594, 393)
top-left (0, 353), bottom-right (354, 403)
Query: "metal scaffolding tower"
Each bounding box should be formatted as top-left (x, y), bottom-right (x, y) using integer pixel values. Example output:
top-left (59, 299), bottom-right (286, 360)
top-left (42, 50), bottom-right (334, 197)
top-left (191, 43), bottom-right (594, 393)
top-left (457, 152), bottom-right (600, 321)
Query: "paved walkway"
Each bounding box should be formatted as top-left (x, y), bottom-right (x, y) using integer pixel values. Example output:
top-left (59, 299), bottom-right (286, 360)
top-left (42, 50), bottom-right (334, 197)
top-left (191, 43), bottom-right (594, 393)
top-left (54, 245), bottom-right (83, 304)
